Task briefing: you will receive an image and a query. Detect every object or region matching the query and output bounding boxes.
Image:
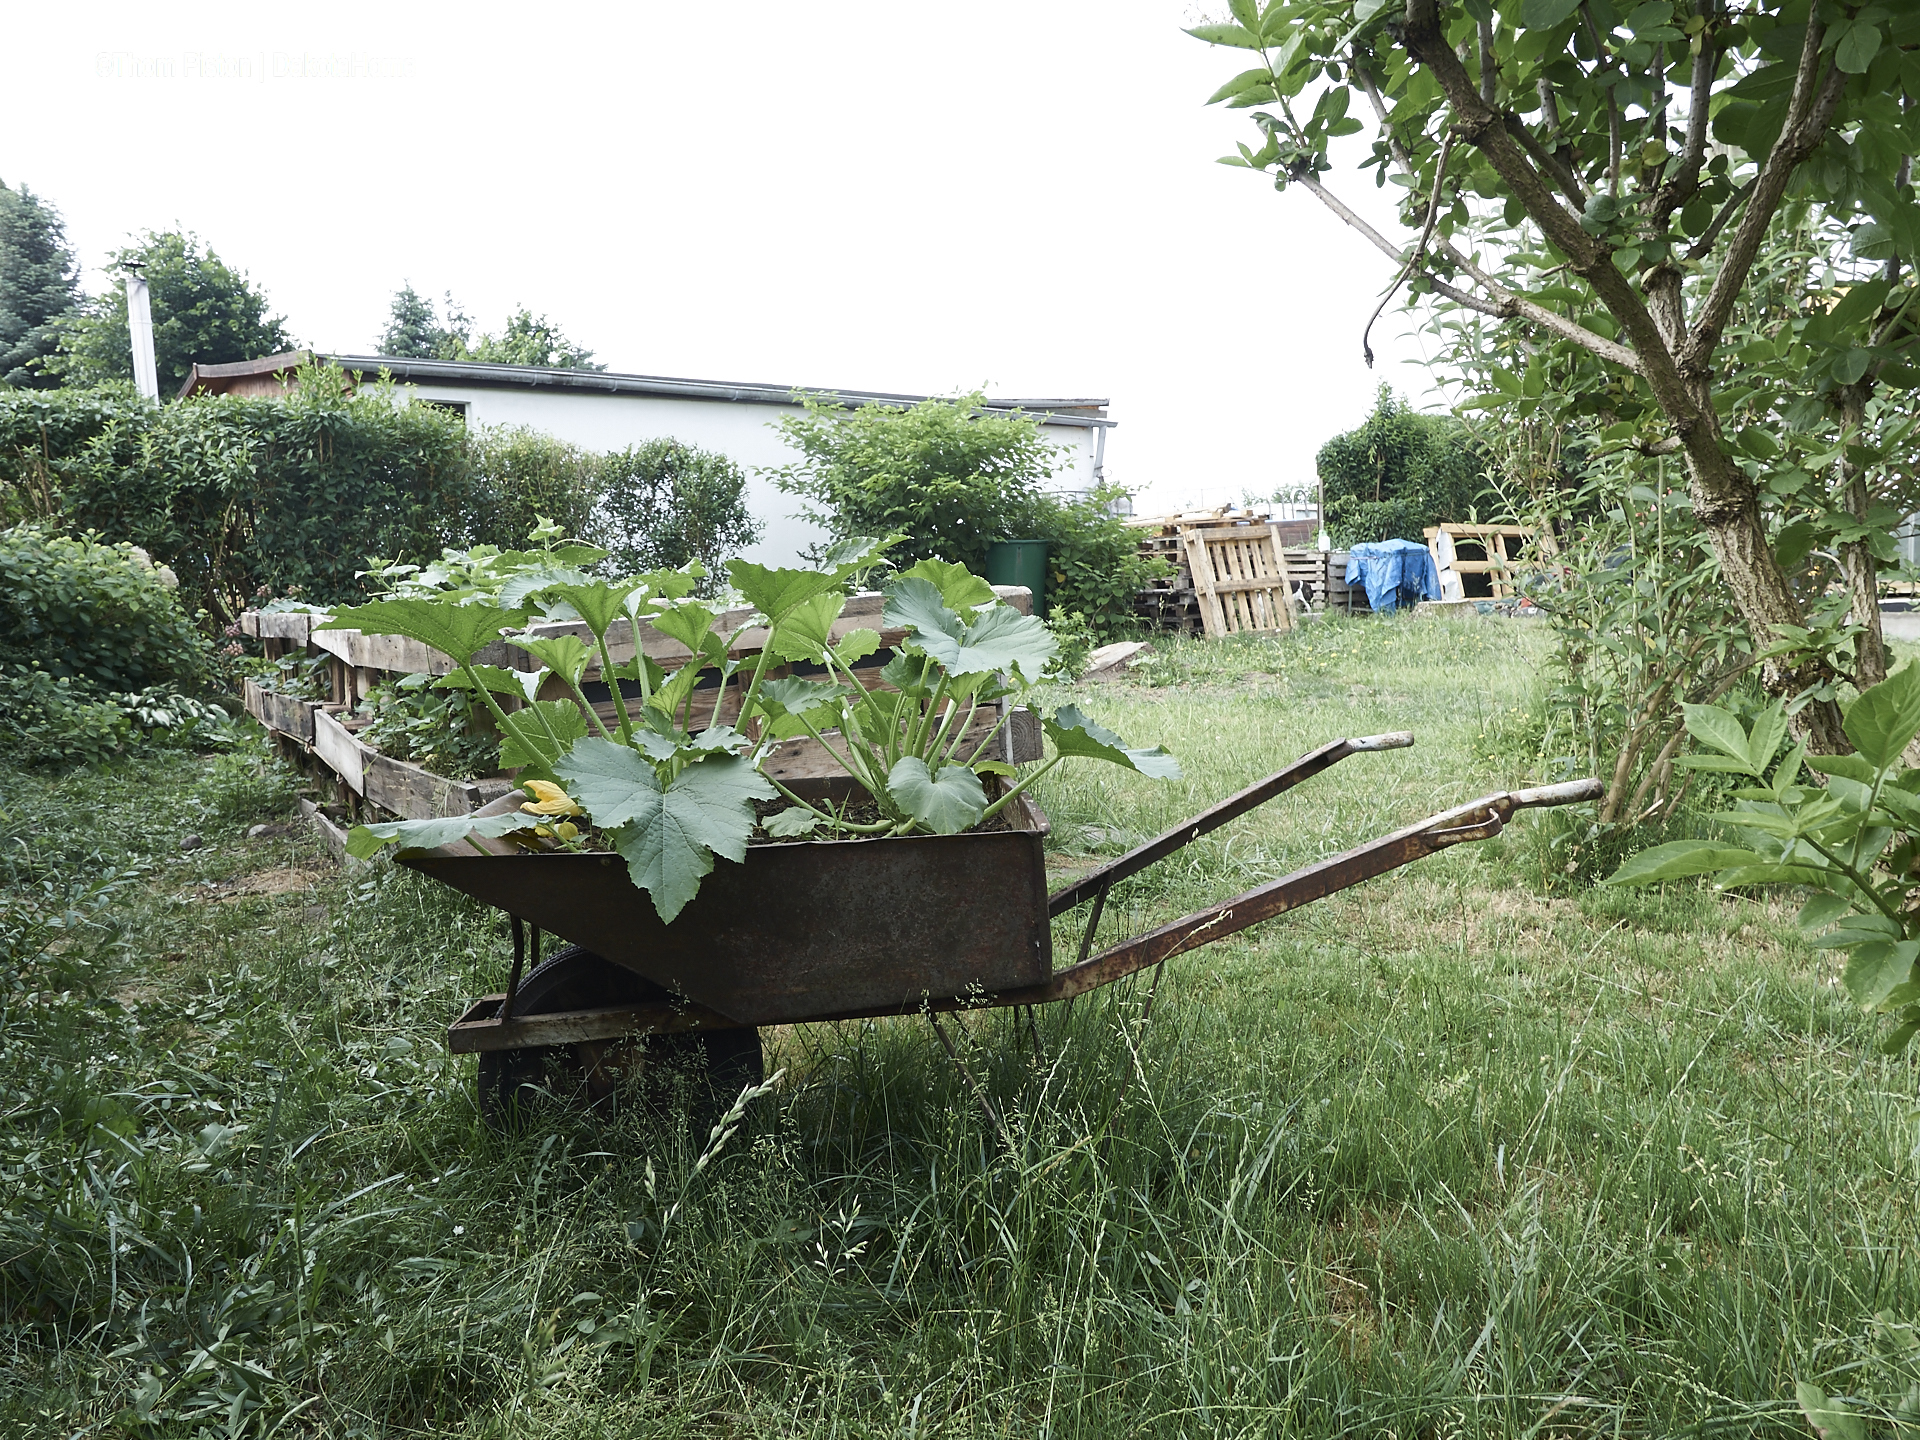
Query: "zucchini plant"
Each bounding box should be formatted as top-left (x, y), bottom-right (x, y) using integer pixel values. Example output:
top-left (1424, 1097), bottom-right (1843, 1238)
top-left (1607, 663), bottom-right (1920, 1054)
top-left (327, 539), bottom-right (1178, 921)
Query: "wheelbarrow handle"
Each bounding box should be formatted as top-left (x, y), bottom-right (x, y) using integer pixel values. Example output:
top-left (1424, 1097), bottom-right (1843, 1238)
top-left (1509, 778), bottom-right (1606, 809)
top-left (1046, 732), bottom-right (1415, 917)
top-left (1028, 774), bottom-right (1602, 1004)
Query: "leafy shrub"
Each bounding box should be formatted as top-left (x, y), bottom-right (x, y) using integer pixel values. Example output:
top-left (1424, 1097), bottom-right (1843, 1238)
top-left (356, 675), bottom-right (499, 780)
top-left (465, 425), bottom-right (602, 554)
top-left (0, 524), bottom-right (211, 690)
top-left (1315, 385), bottom-right (1487, 544)
top-left (770, 394), bottom-right (1155, 639)
top-left (1044, 609), bottom-right (1096, 681)
top-left (0, 669), bottom-right (129, 767)
top-left (0, 370), bottom-right (471, 620)
top-left (595, 438), bottom-right (762, 584)
top-left (114, 685), bottom-right (237, 750)
top-left (1031, 487), bottom-right (1160, 640)
top-left (0, 374), bottom-right (762, 623)
top-left (769, 392), bottom-right (1064, 573)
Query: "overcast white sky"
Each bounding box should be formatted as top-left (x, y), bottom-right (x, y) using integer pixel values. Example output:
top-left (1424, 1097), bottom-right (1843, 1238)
top-left (4, 1), bottom-right (1445, 518)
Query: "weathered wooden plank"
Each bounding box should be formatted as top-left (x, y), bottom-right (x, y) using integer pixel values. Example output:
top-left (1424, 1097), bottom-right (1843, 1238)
top-left (313, 707), bottom-right (368, 795)
top-left (364, 750), bottom-right (484, 821)
top-left (298, 798), bottom-right (350, 861)
top-left (254, 611), bottom-right (313, 642)
top-left (241, 680), bottom-right (318, 743)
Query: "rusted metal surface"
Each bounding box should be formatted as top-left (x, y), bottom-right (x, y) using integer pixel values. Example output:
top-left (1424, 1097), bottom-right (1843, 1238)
top-left (1045, 732), bottom-right (1414, 916)
top-left (407, 794), bottom-right (1053, 1027)
top-left (448, 992), bottom-right (738, 1054)
top-left (439, 774), bottom-right (1601, 1050)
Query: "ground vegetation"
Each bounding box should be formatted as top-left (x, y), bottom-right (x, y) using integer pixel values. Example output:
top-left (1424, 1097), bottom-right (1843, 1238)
top-left (3, 620), bottom-right (1914, 1434)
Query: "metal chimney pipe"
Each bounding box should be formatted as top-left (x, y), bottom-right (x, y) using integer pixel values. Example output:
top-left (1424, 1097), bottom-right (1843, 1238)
top-left (125, 266), bottom-right (159, 401)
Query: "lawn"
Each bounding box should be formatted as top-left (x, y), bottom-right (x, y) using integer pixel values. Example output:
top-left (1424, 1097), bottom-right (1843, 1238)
top-left (5, 615), bottom-right (1917, 1438)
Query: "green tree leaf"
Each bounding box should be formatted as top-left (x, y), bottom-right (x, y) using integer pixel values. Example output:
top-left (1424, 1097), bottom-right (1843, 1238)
top-left (1185, 22), bottom-right (1263, 48)
top-left (1744, 702), bottom-right (1787, 774)
top-left (1797, 892), bottom-right (1853, 932)
top-left (559, 744), bottom-right (771, 922)
top-left (319, 599), bottom-right (524, 665)
top-left (1604, 841), bottom-right (1767, 885)
top-left (1044, 705), bottom-right (1182, 779)
top-left (1844, 662), bottom-right (1920, 769)
top-left (1846, 940), bottom-right (1920, 1010)
top-left (345, 809), bottom-right (543, 860)
top-left (1519, 0), bottom-right (1584, 28)
top-left (1680, 702), bottom-right (1758, 770)
top-left (1834, 19), bottom-right (1882, 75)
top-left (887, 756), bottom-right (988, 835)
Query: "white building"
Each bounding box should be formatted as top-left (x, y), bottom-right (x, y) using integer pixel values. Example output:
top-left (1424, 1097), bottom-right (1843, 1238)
top-left (179, 352), bottom-right (1115, 567)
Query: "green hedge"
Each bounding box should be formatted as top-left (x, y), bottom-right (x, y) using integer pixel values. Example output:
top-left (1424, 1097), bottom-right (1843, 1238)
top-left (0, 372), bottom-right (470, 620)
top-left (1314, 386), bottom-right (1487, 545)
top-left (0, 367), bottom-right (758, 623)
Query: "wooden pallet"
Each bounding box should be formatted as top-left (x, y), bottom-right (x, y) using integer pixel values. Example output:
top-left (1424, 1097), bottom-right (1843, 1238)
top-left (1424, 523), bottom-right (1536, 600)
top-left (1180, 524), bottom-right (1295, 637)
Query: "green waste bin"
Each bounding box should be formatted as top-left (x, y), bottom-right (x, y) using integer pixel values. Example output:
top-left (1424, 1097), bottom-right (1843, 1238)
top-left (985, 539), bottom-right (1050, 619)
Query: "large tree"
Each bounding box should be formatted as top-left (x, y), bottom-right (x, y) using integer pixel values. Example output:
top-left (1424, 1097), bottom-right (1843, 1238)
top-left (377, 283), bottom-right (472, 359)
top-left (52, 230), bottom-right (292, 396)
top-left (466, 306), bottom-right (604, 371)
top-left (0, 181), bottom-right (80, 389)
top-left (1194, 0), bottom-right (1919, 751)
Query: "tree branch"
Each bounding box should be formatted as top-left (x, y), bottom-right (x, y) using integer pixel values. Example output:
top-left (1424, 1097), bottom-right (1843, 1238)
top-left (1477, 14), bottom-right (1498, 105)
top-left (1654, 7), bottom-right (1718, 221)
top-left (1433, 238), bottom-right (1645, 368)
top-left (1401, 0), bottom-right (1683, 393)
top-left (1683, 176), bottom-right (1753, 260)
top-left (1289, 164), bottom-right (1639, 363)
top-left (1505, 113), bottom-right (1590, 209)
top-left (1364, 133), bottom-right (1456, 364)
top-left (1352, 62), bottom-right (1417, 176)
top-left (1679, 17), bottom-right (1849, 375)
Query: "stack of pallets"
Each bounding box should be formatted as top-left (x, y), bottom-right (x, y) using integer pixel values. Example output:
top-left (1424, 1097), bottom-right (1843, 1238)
top-left (1132, 509), bottom-right (1368, 634)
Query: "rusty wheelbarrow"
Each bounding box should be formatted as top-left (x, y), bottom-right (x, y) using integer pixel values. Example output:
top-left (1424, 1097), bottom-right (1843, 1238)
top-left (402, 733), bottom-right (1600, 1120)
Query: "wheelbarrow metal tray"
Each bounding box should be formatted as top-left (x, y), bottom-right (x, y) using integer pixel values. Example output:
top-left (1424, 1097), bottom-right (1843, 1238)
top-left (401, 796), bottom-right (1051, 1026)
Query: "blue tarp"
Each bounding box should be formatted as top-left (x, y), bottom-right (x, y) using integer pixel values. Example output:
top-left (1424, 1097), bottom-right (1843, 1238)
top-left (1345, 540), bottom-right (1441, 614)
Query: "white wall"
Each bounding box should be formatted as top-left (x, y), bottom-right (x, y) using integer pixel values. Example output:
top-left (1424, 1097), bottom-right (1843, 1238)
top-left (391, 382), bottom-right (1105, 568)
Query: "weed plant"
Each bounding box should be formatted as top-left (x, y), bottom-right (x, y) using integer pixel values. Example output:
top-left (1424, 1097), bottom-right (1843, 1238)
top-left (4, 618), bottom-right (1919, 1436)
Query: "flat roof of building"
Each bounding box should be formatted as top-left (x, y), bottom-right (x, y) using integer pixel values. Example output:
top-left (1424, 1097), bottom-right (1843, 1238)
top-left (179, 351), bottom-right (1113, 428)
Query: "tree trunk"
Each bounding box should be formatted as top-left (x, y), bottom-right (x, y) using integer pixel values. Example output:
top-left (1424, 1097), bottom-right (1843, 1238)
top-left (1681, 440), bottom-right (1850, 751)
top-left (1839, 386), bottom-right (1887, 689)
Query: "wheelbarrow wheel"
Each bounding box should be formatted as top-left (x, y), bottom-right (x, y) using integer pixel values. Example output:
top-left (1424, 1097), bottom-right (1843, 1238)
top-left (476, 944), bottom-right (762, 1128)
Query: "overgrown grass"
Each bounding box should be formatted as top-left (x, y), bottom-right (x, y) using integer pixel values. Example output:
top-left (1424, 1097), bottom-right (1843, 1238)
top-left (5, 615), bottom-right (1919, 1437)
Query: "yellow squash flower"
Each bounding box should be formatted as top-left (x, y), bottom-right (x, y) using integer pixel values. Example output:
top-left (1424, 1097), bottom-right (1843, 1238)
top-left (521, 780), bottom-right (584, 817)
